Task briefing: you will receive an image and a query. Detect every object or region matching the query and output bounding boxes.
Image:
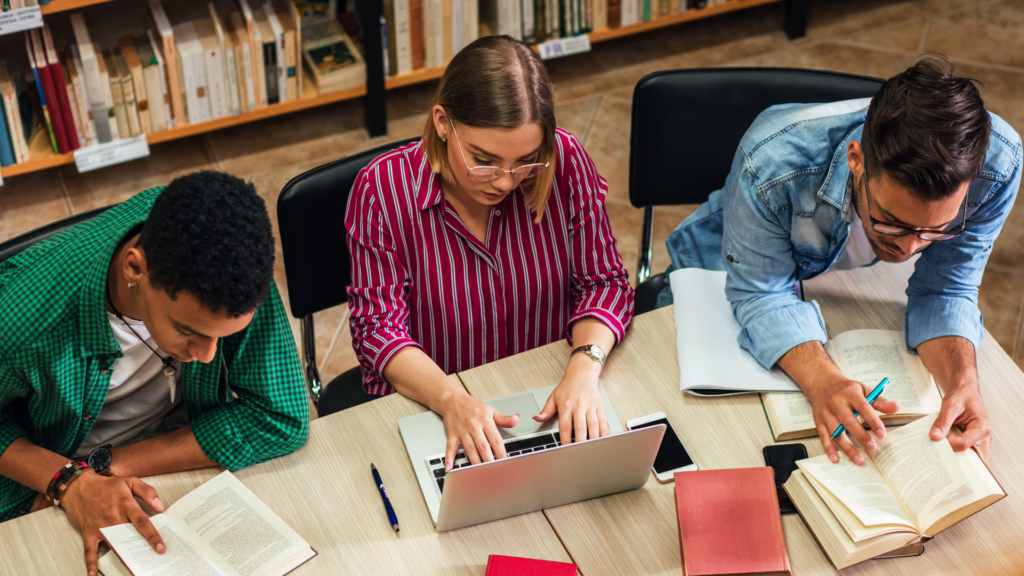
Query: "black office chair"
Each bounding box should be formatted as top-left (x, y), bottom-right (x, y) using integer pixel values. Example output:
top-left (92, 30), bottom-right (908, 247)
top-left (0, 206), bottom-right (112, 263)
top-left (277, 137), bottom-right (420, 418)
top-left (629, 68), bottom-right (885, 314)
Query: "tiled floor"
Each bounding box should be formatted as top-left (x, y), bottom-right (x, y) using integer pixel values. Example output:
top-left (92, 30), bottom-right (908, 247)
top-left (3, 0), bottom-right (1023, 392)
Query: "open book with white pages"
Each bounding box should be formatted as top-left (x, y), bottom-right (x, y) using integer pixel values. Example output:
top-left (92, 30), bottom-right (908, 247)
top-left (784, 417), bottom-right (1005, 569)
top-left (98, 471), bottom-right (316, 576)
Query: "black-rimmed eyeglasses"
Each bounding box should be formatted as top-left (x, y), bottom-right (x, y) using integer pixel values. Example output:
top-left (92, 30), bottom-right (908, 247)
top-left (862, 172), bottom-right (967, 242)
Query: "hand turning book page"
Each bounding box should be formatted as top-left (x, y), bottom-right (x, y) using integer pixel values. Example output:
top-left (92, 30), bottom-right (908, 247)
top-left (670, 268), bottom-right (800, 395)
top-left (783, 417), bottom-right (1005, 569)
top-left (761, 329), bottom-right (944, 441)
top-left (98, 471), bottom-right (316, 576)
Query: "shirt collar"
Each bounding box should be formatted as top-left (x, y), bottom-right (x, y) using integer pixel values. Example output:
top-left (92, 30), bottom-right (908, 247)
top-left (77, 205), bottom-right (153, 359)
top-left (816, 124), bottom-right (863, 224)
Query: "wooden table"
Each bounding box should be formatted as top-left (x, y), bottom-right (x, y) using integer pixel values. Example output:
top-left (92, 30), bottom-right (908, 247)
top-left (0, 392), bottom-right (577, 575)
top-left (457, 261), bottom-right (1024, 575)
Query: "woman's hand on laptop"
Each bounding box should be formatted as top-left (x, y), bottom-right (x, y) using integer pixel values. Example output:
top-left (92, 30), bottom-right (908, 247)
top-left (536, 352), bottom-right (609, 445)
top-left (442, 390), bottom-right (520, 471)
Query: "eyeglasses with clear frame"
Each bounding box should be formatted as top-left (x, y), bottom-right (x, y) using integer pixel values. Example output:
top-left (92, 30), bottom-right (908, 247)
top-left (448, 118), bottom-right (549, 182)
top-left (862, 171), bottom-right (967, 242)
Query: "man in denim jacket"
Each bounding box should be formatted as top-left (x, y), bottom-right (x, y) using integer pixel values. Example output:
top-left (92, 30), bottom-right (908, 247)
top-left (663, 59), bottom-right (1020, 466)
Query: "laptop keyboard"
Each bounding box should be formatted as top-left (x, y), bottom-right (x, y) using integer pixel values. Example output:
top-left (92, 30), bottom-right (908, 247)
top-left (428, 431), bottom-right (574, 494)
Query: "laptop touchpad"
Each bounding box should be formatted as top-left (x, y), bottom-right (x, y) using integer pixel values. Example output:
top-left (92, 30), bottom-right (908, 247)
top-left (486, 394), bottom-right (546, 439)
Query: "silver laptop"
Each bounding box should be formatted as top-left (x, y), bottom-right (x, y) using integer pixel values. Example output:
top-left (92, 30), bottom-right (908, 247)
top-left (398, 383), bottom-right (665, 531)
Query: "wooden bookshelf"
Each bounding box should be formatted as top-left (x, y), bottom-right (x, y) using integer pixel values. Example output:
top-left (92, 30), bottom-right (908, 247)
top-left (38, 0), bottom-right (115, 16)
top-left (0, 82), bottom-right (366, 179)
top-left (2, 0), bottom-right (803, 180)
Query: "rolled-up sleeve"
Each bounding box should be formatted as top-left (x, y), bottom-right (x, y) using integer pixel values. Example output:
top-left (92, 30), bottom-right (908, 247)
top-left (344, 168), bottom-right (422, 390)
top-left (562, 135), bottom-right (635, 344)
top-left (905, 136), bottom-right (1022, 352)
top-left (721, 149), bottom-right (828, 369)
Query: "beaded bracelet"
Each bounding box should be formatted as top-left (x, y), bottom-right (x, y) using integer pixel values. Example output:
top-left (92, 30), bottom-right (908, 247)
top-left (45, 462), bottom-right (91, 506)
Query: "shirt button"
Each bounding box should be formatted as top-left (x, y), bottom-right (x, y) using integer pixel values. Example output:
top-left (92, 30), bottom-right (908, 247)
top-left (726, 255), bottom-right (734, 263)
top-left (83, 415), bottom-right (93, 421)
top-left (100, 369), bottom-right (110, 375)
top-left (495, 209), bottom-right (502, 216)
top-left (831, 238), bottom-right (838, 245)
top-left (802, 261), bottom-right (810, 267)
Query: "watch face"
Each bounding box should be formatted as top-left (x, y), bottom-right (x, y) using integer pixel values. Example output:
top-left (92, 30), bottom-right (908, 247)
top-left (89, 446), bottom-right (113, 471)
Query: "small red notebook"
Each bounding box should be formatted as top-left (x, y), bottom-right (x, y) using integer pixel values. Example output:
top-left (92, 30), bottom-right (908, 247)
top-left (485, 555), bottom-right (577, 576)
top-left (674, 468), bottom-right (791, 576)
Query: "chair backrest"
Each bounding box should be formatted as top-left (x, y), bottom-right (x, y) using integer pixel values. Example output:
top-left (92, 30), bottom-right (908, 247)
top-left (277, 137), bottom-right (420, 319)
top-left (629, 68), bottom-right (885, 208)
top-left (0, 206), bottom-right (112, 263)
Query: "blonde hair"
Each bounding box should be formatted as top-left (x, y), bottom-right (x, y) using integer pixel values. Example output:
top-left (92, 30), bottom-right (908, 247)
top-left (423, 35), bottom-right (556, 223)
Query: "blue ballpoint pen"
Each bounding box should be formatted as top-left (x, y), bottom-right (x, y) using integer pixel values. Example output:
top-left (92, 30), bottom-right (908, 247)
top-left (831, 377), bottom-right (891, 439)
top-left (371, 464), bottom-right (400, 533)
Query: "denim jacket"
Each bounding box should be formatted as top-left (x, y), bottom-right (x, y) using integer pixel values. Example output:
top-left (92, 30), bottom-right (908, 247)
top-left (664, 98), bottom-right (1022, 370)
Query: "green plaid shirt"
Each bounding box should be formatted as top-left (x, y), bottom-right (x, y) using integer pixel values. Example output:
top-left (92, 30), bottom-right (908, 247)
top-left (0, 187), bottom-right (309, 521)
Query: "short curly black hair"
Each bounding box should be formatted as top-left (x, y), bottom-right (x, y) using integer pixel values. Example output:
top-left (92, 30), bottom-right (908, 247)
top-left (137, 170), bottom-right (275, 317)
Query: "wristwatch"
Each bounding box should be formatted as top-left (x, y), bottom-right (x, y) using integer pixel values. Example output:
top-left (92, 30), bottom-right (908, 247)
top-left (87, 444), bottom-right (114, 477)
top-left (571, 344), bottom-right (606, 365)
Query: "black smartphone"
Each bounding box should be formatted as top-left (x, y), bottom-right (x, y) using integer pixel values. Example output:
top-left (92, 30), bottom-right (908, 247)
top-left (762, 444), bottom-right (808, 515)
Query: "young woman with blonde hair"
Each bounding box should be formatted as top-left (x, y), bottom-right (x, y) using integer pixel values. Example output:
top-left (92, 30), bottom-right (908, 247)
top-left (345, 35), bottom-right (634, 471)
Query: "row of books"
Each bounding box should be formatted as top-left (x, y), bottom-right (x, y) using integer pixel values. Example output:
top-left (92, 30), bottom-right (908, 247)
top-left (378, 0), bottom-right (729, 79)
top-left (0, 0), bottom-right (368, 166)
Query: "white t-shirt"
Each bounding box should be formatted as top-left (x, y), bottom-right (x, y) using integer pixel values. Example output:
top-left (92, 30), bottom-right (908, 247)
top-left (75, 314), bottom-right (182, 458)
top-left (832, 211), bottom-right (878, 271)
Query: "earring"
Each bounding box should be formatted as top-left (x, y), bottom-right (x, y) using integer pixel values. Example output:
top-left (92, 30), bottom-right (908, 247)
top-left (442, 136), bottom-right (447, 142)
top-left (127, 282), bottom-right (135, 289)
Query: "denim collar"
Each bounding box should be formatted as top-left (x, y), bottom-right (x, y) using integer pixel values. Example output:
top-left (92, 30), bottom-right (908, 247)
top-left (816, 124), bottom-right (863, 225)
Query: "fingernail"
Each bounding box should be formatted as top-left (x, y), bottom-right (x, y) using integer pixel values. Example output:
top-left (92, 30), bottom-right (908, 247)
top-left (154, 497), bottom-right (163, 508)
top-left (867, 441), bottom-right (876, 450)
top-left (830, 454), bottom-right (838, 463)
top-left (156, 543), bottom-right (165, 553)
top-left (876, 428), bottom-right (886, 439)
top-left (445, 464), bottom-right (451, 473)
top-left (930, 427), bottom-right (942, 437)
top-left (854, 456), bottom-right (864, 465)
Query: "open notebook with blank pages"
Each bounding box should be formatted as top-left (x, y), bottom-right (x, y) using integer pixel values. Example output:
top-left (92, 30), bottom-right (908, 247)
top-left (670, 268), bottom-right (800, 395)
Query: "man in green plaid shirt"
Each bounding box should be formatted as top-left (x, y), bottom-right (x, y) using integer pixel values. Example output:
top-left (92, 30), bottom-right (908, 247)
top-left (0, 171), bottom-right (309, 576)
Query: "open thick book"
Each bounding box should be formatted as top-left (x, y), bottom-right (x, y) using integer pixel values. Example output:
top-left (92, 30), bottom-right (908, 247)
top-left (783, 417), bottom-right (1005, 569)
top-left (761, 329), bottom-right (943, 441)
top-left (98, 471), bottom-right (316, 576)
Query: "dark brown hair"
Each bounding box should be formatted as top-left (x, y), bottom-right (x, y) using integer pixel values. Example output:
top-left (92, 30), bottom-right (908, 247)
top-left (423, 35), bottom-right (556, 222)
top-left (862, 56), bottom-right (990, 201)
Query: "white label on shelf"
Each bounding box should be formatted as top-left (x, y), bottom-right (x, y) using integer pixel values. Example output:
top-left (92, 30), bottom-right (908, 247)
top-left (537, 35), bottom-right (592, 61)
top-left (0, 169), bottom-right (4, 187)
top-left (74, 136), bottom-right (151, 173)
top-left (0, 6), bottom-right (43, 37)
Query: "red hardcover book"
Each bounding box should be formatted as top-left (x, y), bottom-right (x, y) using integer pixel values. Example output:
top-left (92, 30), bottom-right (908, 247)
top-left (485, 555), bottom-right (577, 576)
top-left (408, 0), bottom-right (425, 71)
top-left (608, 0), bottom-right (621, 28)
top-left (675, 468), bottom-right (791, 576)
top-left (41, 24), bottom-right (80, 151)
top-left (29, 29), bottom-right (71, 154)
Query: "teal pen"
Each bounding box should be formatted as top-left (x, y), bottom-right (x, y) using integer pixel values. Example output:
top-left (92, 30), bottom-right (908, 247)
top-left (831, 377), bottom-right (890, 439)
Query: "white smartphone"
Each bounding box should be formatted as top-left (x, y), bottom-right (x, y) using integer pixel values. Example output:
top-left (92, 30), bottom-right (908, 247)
top-left (626, 412), bottom-right (698, 483)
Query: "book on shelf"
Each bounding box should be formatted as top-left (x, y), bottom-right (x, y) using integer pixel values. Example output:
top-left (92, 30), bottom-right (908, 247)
top-left (71, 14), bottom-right (114, 144)
top-left (61, 62), bottom-right (86, 148)
top-left (113, 47), bottom-right (144, 137)
top-left (193, 17), bottom-right (230, 120)
top-left (301, 19), bottom-right (366, 94)
top-left (208, 5), bottom-right (241, 117)
top-left (263, 1), bottom-right (288, 103)
top-left (236, 0), bottom-right (264, 108)
top-left (621, 0), bottom-right (638, 25)
top-left (761, 329), bottom-right (944, 441)
top-left (173, 21), bottom-right (211, 124)
top-left (0, 82), bottom-right (14, 167)
top-left (146, 0), bottom-right (185, 127)
top-left (25, 32), bottom-right (59, 155)
top-left (675, 467), bottom-right (791, 576)
top-left (272, 2), bottom-right (299, 101)
top-left (103, 50), bottom-right (130, 139)
top-left (409, 0), bottom-right (425, 71)
top-left (523, 0), bottom-right (536, 42)
top-left (0, 61), bottom-right (30, 164)
top-left (93, 42), bottom-right (121, 141)
top-left (485, 555), bottom-right (577, 575)
top-left (135, 35), bottom-right (169, 132)
top-left (784, 417), bottom-right (1005, 569)
top-left (65, 47), bottom-right (96, 146)
top-left (227, 12), bottom-right (258, 111)
top-left (40, 23), bottom-right (80, 151)
top-left (253, 8), bottom-right (279, 105)
top-left (97, 471), bottom-right (317, 576)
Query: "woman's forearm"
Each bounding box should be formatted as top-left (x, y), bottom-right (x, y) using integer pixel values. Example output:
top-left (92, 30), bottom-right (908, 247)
top-left (382, 347), bottom-right (468, 414)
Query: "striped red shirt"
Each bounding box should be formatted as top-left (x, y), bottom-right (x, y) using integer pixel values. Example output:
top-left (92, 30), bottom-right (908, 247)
top-left (345, 128), bottom-right (634, 395)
